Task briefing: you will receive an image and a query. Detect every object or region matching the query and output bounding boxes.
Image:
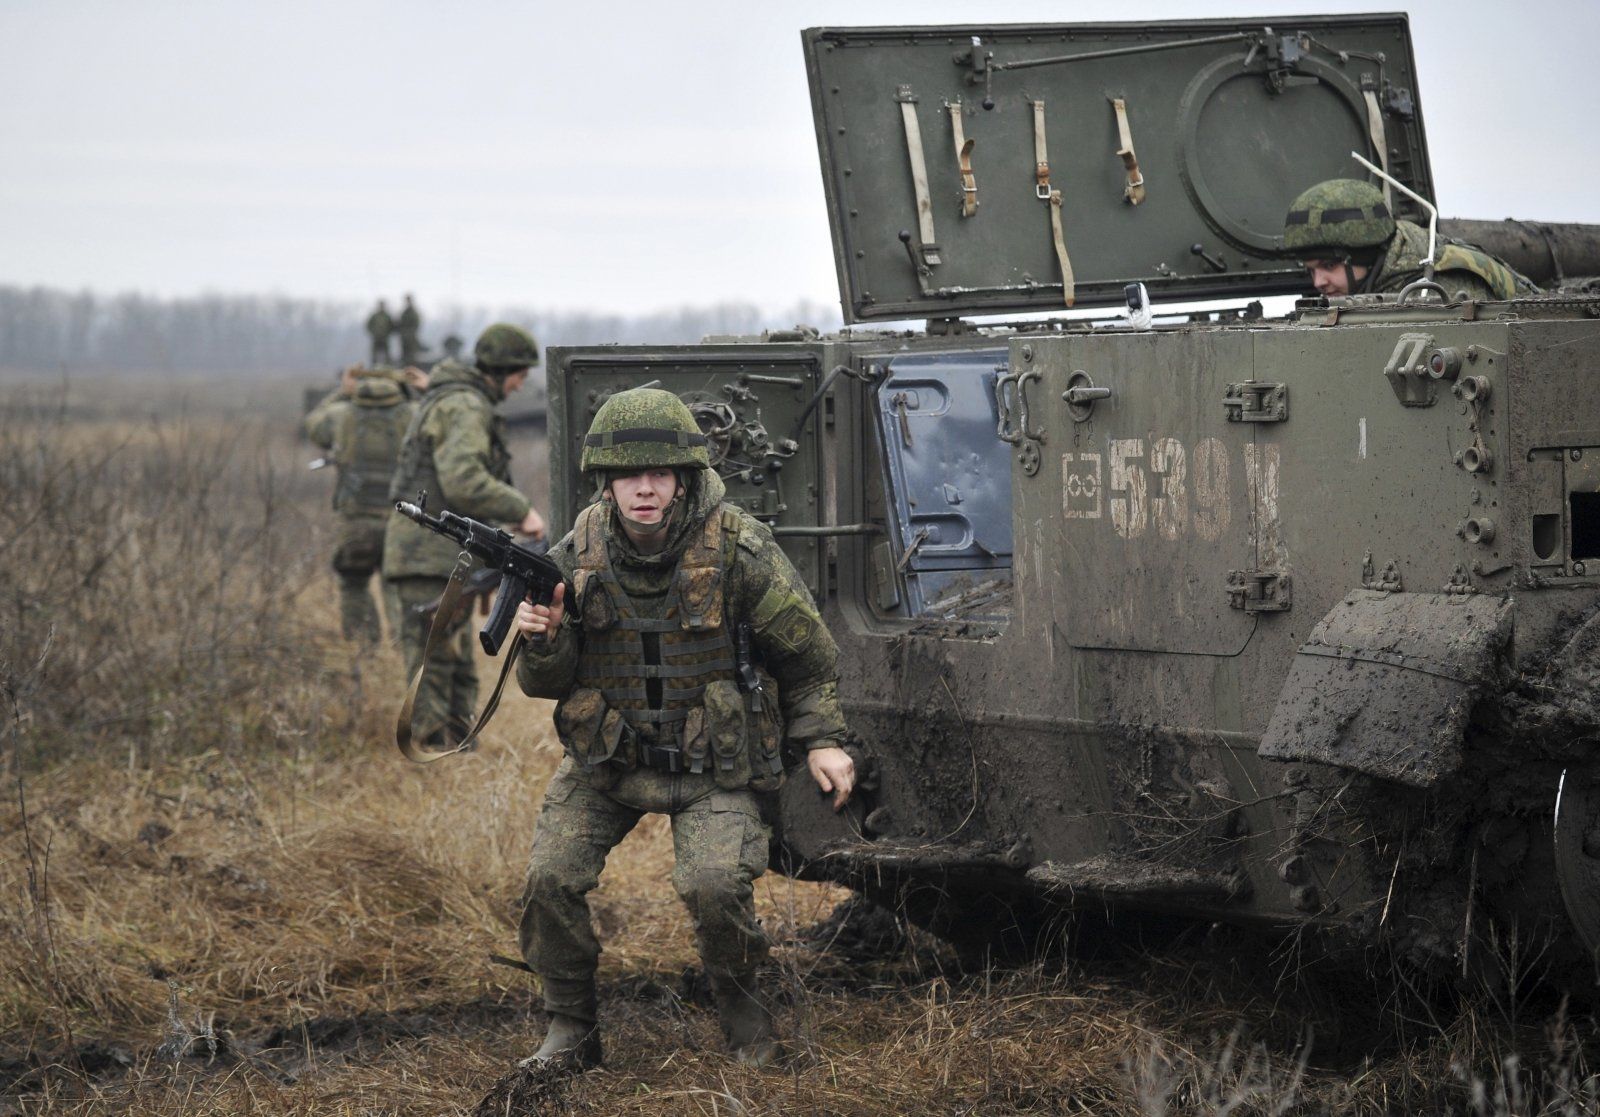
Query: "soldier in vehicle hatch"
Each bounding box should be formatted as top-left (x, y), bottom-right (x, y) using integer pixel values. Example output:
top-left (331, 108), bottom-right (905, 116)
top-left (1284, 178), bottom-right (1535, 301)
top-left (397, 294), bottom-right (427, 365)
top-left (509, 387), bottom-right (856, 1071)
top-left (305, 364), bottom-right (425, 642)
top-left (366, 300), bottom-right (395, 366)
top-left (382, 323), bottom-right (547, 749)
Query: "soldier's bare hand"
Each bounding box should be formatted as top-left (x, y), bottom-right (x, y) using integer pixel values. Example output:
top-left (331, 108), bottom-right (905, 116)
top-left (402, 366), bottom-right (429, 391)
top-left (518, 507), bottom-right (547, 541)
top-left (807, 745), bottom-right (855, 812)
top-left (340, 364), bottom-right (362, 396)
top-left (516, 581), bottom-right (565, 638)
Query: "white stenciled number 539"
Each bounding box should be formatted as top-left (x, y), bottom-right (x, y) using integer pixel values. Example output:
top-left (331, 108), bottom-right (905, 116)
top-left (1062, 435), bottom-right (1270, 543)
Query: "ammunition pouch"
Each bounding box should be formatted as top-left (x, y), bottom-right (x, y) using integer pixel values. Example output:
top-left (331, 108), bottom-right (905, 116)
top-left (689, 676), bottom-right (784, 792)
top-left (331, 524), bottom-right (385, 575)
top-left (554, 688), bottom-right (631, 791)
top-left (334, 464), bottom-right (400, 516)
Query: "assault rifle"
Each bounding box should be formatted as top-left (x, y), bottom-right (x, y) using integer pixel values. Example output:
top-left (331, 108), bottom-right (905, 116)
top-left (394, 493), bottom-right (567, 654)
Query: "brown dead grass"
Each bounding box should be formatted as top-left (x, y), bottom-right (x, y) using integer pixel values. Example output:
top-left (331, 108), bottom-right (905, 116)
top-left (3, 381), bottom-right (1599, 1116)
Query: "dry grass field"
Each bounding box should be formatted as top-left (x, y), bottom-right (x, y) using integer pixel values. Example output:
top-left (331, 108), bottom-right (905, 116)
top-left (3, 377), bottom-right (1598, 1115)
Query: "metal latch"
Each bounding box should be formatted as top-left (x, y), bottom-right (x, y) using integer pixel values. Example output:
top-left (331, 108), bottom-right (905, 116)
top-left (1062, 369), bottom-right (1111, 422)
top-left (1225, 569), bottom-right (1292, 613)
top-left (1382, 332), bottom-right (1442, 408)
top-left (1222, 382), bottom-right (1287, 423)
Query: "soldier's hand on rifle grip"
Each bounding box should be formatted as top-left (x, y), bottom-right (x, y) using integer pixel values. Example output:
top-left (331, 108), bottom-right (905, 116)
top-left (515, 582), bottom-right (565, 640)
top-left (518, 507), bottom-right (548, 542)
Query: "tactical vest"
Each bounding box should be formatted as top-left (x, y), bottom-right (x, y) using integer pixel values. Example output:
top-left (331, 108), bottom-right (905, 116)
top-left (1372, 222), bottom-right (1524, 301)
top-left (333, 383), bottom-right (411, 516)
top-left (564, 501), bottom-right (785, 790)
top-left (387, 379), bottom-right (513, 506)
top-left (1433, 243), bottom-right (1519, 300)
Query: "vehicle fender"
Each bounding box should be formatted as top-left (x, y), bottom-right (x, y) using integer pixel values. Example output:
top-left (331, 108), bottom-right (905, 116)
top-left (1258, 590), bottom-right (1513, 788)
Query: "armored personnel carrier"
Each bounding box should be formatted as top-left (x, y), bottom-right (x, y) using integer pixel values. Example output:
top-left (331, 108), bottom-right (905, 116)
top-left (545, 16), bottom-right (1600, 984)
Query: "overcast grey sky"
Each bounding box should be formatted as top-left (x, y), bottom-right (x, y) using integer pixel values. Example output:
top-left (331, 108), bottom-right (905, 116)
top-left (2, 0), bottom-right (1595, 316)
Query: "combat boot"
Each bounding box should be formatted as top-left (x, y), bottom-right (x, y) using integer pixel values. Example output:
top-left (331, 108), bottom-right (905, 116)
top-left (710, 972), bottom-right (780, 1068)
top-left (520, 977), bottom-right (602, 1070)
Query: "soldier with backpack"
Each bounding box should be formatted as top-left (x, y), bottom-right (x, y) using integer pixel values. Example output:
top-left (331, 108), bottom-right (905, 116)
top-left (305, 365), bottom-right (424, 643)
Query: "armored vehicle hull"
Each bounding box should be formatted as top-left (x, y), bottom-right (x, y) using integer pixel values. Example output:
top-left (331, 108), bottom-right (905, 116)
top-left (549, 297), bottom-right (1600, 982)
top-left (545, 15), bottom-right (1600, 986)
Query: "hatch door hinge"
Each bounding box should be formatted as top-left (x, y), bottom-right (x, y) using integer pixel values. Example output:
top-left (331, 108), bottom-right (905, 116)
top-left (1222, 381), bottom-right (1288, 423)
top-left (1226, 569), bottom-right (1292, 613)
top-left (925, 316), bottom-right (970, 336)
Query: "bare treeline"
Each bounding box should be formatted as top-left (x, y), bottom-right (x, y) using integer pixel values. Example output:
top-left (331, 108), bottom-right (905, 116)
top-left (0, 284), bottom-right (841, 377)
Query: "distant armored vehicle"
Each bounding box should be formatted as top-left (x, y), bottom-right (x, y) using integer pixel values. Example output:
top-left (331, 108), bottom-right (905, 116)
top-left (544, 16), bottom-right (1600, 985)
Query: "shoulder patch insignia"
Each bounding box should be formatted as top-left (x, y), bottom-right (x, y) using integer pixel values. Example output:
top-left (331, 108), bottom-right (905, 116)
top-left (766, 601), bottom-right (818, 655)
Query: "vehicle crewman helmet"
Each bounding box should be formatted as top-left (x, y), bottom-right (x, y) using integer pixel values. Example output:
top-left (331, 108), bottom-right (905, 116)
top-left (1282, 178), bottom-right (1396, 263)
top-left (473, 323), bottom-right (541, 372)
top-left (580, 388), bottom-right (710, 474)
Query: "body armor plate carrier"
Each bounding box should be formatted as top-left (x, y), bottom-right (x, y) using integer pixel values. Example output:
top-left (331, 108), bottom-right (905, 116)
top-left (557, 501), bottom-right (784, 791)
top-left (387, 380), bottom-right (514, 507)
top-left (335, 387), bottom-right (411, 515)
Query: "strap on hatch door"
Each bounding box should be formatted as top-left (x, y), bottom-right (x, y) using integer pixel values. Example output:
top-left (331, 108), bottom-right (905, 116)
top-left (896, 86), bottom-right (941, 265)
top-left (1031, 99), bottom-right (1075, 308)
top-left (1361, 82), bottom-right (1392, 208)
top-left (1110, 97), bottom-right (1146, 206)
top-left (948, 101), bottom-right (978, 217)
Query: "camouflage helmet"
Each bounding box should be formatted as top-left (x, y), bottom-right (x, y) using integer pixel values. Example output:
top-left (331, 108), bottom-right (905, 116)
top-left (473, 322), bottom-right (540, 372)
top-left (1282, 179), bottom-right (1395, 260)
top-left (580, 388), bottom-right (710, 473)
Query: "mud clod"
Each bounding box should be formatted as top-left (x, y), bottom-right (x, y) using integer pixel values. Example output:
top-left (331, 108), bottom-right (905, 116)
top-left (472, 1058), bottom-right (578, 1117)
top-left (805, 896), bottom-right (909, 960)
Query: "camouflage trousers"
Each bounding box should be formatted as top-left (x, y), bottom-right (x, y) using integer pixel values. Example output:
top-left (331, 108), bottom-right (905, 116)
top-left (519, 757), bottom-right (771, 1016)
top-left (386, 575), bottom-right (477, 746)
top-left (331, 516), bottom-right (389, 644)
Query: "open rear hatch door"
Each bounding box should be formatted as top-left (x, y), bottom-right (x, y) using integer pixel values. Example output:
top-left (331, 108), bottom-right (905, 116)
top-left (803, 15), bottom-right (1431, 321)
top-left (547, 346), bottom-right (832, 596)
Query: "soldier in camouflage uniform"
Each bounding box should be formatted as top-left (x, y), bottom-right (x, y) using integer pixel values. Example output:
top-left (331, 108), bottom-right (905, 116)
top-left (304, 365), bottom-right (420, 643)
top-left (511, 388), bottom-right (855, 1071)
top-left (366, 300), bottom-right (395, 367)
top-left (1284, 178), bottom-right (1535, 301)
top-left (382, 324), bottom-right (547, 748)
top-left (397, 294), bottom-right (427, 365)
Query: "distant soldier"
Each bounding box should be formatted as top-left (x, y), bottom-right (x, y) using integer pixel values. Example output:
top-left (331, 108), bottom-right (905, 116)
top-left (397, 294), bottom-right (427, 365)
top-left (1284, 179), bottom-right (1536, 301)
top-left (382, 324), bottom-right (547, 749)
top-left (366, 300), bottom-right (395, 366)
top-left (440, 334), bottom-right (465, 361)
top-left (305, 365), bottom-right (423, 643)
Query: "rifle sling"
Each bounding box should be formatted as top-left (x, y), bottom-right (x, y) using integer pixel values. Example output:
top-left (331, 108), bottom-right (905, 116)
top-left (396, 552), bottom-right (526, 764)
